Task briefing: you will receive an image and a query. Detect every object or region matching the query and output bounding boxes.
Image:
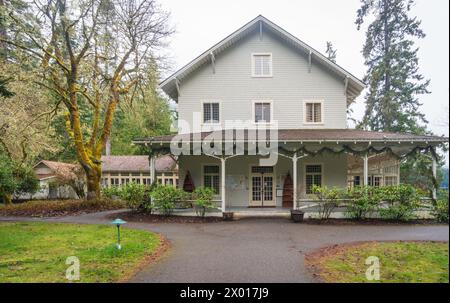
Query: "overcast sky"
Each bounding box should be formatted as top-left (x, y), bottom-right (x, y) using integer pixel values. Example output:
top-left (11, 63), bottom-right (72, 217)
top-left (158, 0), bottom-right (449, 161)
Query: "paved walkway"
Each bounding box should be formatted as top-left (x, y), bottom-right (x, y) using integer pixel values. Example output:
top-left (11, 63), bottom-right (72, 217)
top-left (1, 211), bottom-right (448, 283)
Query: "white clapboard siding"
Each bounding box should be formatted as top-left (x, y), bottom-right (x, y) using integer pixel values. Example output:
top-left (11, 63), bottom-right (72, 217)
top-left (177, 28), bottom-right (347, 132)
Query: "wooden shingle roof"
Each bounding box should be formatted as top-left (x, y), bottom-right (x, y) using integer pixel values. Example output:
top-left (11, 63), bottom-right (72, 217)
top-left (101, 155), bottom-right (177, 173)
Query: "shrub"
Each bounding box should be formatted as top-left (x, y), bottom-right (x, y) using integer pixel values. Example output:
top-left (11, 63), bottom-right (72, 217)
top-left (0, 155), bottom-right (17, 204)
top-left (0, 154), bottom-right (39, 204)
top-left (192, 187), bottom-right (216, 217)
top-left (432, 190), bottom-right (449, 223)
top-left (377, 184), bottom-right (421, 221)
top-left (102, 186), bottom-right (121, 199)
top-left (14, 166), bottom-right (40, 196)
top-left (118, 182), bottom-right (148, 210)
top-left (345, 186), bottom-right (380, 220)
top-left (311, 185), bottom-right (343, 220)
top-left (150, 185), bottom-right (187, 216)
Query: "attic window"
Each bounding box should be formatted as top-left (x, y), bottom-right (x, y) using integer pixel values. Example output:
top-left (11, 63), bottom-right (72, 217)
top-left (252, 53), bottom-right (272, 77)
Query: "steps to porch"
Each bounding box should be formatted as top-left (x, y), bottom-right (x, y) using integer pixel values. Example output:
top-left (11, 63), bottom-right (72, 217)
top-left (228, 207), bottom-right (291, 219)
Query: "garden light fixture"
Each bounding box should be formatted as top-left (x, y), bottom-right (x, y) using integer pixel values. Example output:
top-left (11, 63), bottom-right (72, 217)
top-left (110, 218), bottom-right (127, 250)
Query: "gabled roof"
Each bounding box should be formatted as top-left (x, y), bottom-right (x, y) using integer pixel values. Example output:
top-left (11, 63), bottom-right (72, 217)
top-left (101, 155), bottom-right (177, 173)
top-left (161, 15), bottom-right (365, 104)
top-left (33, 160), bottom-right (80, 180)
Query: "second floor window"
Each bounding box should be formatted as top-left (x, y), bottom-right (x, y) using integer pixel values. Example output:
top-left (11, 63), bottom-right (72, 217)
top-left (305, 101), bottom-right (323, 124)
top-left (203, 102), bottom-right (220, 124)
top-left (254, 102), bottom-right (272, 123)
top-left (252, 53), bottom-right (272, 77)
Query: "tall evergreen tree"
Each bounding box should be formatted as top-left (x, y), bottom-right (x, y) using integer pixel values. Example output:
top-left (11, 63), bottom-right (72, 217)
top-left (325, 41), bottom-right (337, 63)
top-left (356, 0), bottom-right (430, 133)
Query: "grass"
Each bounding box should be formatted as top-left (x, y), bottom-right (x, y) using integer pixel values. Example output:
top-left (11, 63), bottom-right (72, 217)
top-left (0, 222), bottom-right (162, 282)
top-left (0, 199), bottom-right (126, 217)
top-left (306, 241), bottom-right (449, 283)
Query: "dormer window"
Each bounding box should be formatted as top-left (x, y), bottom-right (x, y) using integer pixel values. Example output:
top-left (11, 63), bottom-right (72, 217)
top-left (304, 101), bottom-right (323, 124)
top-left (252, 53), bottom-right (272, 77)
top-left (202, 102), bottom-right (220, 124)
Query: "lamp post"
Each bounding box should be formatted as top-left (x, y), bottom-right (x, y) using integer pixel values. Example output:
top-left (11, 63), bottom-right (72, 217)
top-left (110, 219), bottom-right (127, 250)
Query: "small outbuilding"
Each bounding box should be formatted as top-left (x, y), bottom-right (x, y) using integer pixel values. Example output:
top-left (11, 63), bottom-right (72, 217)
top-left (16, 160), bottom-right (81, 200)
top-left (101, 155), bottom-right (178, 187)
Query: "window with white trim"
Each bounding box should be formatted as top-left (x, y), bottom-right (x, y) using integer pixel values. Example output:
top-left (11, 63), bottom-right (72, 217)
top-left (384, 165), bottom-right (398, 174)
top-left (305, 102), bottom-right (323, 123)
top-left (203, 102), bottom-right (220, 124)
top-left (101, 178), bottom-right (108, 187)
top-left (110, 178), bottom-right (120, 187)
top-left (252, 54), bottom-right (272, 77)
top-left (203, 165), bottom-right (220, 194)
top-left (353, 175), bottom-right (361, 187)
top-left (254, 102), bottom-right (272, 123)
top-left (371, 176), bottom-right (382, 187)
top-left (305, 164), bottom-right (322, 194)
top-left (384, 176), bottom-right (398, 186)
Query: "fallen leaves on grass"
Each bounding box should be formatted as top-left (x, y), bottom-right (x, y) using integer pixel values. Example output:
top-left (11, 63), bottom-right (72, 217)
top-left (305, 241), bottom-right (449, 283)
top-left (0, 199), bottom-right (126, 217)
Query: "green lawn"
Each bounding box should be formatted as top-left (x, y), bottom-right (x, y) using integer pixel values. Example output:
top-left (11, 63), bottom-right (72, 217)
top-left (307, 241), bottom-right (449, 283)
top-left (0, 222), bottom-right (161, 282)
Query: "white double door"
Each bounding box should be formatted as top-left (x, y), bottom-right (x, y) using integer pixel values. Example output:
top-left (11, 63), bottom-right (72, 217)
top-left (249, 166), bottom-right (275, 207)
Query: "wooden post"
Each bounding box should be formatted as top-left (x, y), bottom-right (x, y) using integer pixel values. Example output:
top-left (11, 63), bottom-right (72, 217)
top-left (292, 153), bottom-right (298, 210)
top-left (150, 155), bottom-right (156, 184)
top-left (363, 153), bottom-right (369, 186)
top-left (221, 157), bottom-right (226, 212)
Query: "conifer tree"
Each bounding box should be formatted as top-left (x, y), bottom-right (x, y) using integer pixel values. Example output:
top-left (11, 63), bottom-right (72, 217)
top-left (356, 0), bottom-right (430, 133)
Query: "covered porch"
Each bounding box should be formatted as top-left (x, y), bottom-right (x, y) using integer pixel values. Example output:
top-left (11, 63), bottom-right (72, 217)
top-left (133, 129), bottom-right (448, 213)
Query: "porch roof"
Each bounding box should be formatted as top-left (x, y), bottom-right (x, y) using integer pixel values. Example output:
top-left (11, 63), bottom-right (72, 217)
top-left (133, 129), bottom-right (448, 145)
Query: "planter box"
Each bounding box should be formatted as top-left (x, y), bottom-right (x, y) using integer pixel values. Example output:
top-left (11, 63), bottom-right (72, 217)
top-left (223, 211), bottom-right (234, 221)
top-left (290, 209), bottom-right (305, 223)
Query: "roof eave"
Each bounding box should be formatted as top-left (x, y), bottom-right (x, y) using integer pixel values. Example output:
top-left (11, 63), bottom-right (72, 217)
top-left (133, 138), bottom-right (449, 145)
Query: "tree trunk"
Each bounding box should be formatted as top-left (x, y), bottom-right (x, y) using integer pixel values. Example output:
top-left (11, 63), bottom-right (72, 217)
top-left (3, 194), bottom-right (12, 204)
top-left (382, 0), bottom-right (392, 130)
top-left (0, 0), bottom-right (7, 60)
top-left (85, 165), bottom-right (101, 200)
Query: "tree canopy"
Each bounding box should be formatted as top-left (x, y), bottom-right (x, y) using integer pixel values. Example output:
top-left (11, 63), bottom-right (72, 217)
top-left (356, 0), bottom-right (430, 133)
top-left (1, 0), bottom-right (173, 199)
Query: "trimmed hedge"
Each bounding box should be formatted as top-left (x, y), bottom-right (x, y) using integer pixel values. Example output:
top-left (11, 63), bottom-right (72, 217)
top-left (311, 184), bottom-right (437, 222)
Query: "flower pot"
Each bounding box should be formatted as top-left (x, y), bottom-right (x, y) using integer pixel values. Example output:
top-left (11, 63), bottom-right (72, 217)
top-left (291, 209), bottom-right (304, 223)
top-left (223, 211), bottom-right (234, 221)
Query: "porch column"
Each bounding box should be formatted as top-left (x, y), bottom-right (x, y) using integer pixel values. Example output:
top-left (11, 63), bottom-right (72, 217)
top-left (363, 153), bottom-right (369, 186)
top-left (431, 149), bottom-right (437, 200)
top-left (221, 157), bottom-right (226, 212)
top-left (292, 153), bottom-right (298, 210)
top-left (150, 155), bottom-right (156, 184)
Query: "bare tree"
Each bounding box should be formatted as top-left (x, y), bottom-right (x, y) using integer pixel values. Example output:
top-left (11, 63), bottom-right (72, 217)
top-left (2, 0), bottom-right (173, 199)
